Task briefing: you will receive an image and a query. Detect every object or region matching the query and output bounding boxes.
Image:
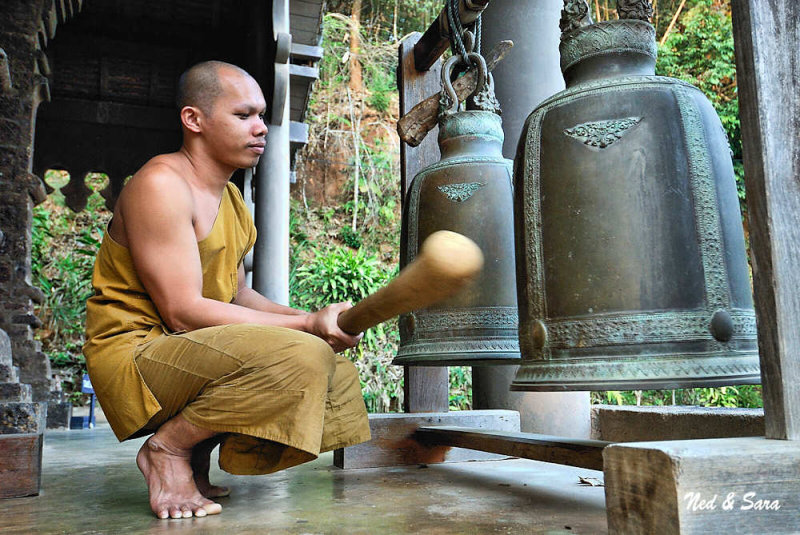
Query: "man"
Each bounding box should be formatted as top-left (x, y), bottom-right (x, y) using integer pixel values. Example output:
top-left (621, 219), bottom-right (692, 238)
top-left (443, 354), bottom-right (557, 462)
top-left (84, 61), bottom-right (371, 520)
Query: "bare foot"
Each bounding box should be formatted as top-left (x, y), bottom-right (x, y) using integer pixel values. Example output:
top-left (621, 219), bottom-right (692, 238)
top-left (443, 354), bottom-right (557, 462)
top-left (137, 436), bottom-right (223, 519)
top-left (191, 438), bottom-right (230, 499)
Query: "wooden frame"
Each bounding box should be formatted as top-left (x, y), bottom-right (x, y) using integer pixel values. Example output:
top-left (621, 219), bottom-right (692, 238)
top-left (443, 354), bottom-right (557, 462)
top-left (388, 1), bottom-right (800, 533)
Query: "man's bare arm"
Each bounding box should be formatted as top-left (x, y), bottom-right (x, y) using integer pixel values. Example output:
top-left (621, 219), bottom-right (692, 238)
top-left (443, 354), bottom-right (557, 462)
top-left (232, 263), bottom-right (308, 316)
top-left (119, 166), bottom-right (358, 351)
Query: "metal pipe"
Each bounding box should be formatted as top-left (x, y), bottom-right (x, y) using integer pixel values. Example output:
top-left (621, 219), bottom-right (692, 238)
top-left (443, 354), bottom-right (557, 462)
top-left (413, 0), bottom-right (491, 72)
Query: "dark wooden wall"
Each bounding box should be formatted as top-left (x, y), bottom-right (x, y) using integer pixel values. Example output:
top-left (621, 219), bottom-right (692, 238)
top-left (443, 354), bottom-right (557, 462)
top-left (32, 0), bottom-right (254, 212)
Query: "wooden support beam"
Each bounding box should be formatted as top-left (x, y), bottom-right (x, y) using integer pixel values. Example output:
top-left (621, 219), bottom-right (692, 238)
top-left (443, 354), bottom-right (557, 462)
top-left (415, 427), bottom-right (609, 470)
top-left (731, 0), bottom-right (800, 440)
top-left (413, 0), bottom-right (492, 72)
top-left (37, 98), bottom-right (176, 130)
top-left (290, 42), bottom-right (323, 63)
top-left (397, 40), bottom-right (513, 147)
top-left (604, 438), bottom-right (800, 533)
top-left (289, 63), bottom-right (319, 83)
top-left (289, 120), bottom-right (308, 146)
top-left (334, 410), bottom-right (520, 469)
top-left (0, 434), bottom-right (44, 498)
top-left (398, 33), bottom-right (442, 206)
top-left (398, 33), bottom-right (449, 413)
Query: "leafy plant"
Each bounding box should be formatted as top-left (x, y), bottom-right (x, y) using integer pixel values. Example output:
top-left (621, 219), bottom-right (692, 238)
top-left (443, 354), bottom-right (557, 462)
top-left (291, 244), bottom-right (403, 412)
top-left (366, 67), bottom-right (393, 112)
top-left (656, 0), bottom-right (744, 209)
top-left (339, 225), bottom-right (363, 249)
top-left (449, 366), bottom-right (472, 410)
top-left (32, 171), bottom-right (111, 404)
top-left (592, 385), bottom-right (763, 408)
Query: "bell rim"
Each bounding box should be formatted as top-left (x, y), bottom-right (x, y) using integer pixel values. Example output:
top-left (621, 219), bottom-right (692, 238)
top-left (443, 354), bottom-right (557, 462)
top-left (510, 351), bottom-right (761, 391)
top-left (509, 374), bottom-right (762, 392)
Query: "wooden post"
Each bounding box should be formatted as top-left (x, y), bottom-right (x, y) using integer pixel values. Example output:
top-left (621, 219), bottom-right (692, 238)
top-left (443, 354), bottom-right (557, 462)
top-left (413, 0), bottom-right (491, 72)
top-left (398, 33), bottom-right (449, 413)
top-left (731, 0), bottom-right (800, 441)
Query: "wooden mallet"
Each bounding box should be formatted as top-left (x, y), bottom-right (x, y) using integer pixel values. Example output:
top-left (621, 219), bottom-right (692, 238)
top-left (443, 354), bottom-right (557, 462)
top-left (337, 230), bottom-right (484, 335)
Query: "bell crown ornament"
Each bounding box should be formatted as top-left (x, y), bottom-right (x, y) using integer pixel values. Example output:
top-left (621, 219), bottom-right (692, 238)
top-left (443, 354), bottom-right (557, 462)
top-left (559, 1), bottom-right (658, 86)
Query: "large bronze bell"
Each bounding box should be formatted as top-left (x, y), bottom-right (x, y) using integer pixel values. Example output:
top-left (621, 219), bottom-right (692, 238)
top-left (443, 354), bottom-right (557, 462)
top-left (511, 2), bottom-right (760, 390)
top-left (394, 53), bottom-right (520, 365)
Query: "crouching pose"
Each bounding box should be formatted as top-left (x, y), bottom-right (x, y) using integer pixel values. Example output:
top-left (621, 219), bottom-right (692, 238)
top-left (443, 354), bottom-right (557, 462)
top-left (84, 60), bottom-right (371, 520)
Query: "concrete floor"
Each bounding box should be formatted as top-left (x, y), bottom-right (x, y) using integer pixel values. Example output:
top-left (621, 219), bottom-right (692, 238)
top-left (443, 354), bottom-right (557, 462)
top-left (2, 423), bottom-right (608, 535)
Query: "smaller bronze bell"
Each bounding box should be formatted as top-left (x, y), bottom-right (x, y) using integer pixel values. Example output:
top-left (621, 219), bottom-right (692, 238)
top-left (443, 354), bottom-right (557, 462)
top-left (394, 52), bottom-right (520, 365)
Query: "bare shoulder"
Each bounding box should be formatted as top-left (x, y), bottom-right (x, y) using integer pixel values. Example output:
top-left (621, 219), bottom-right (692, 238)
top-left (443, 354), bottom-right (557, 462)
top-left (119, 154), bottom-right (193, 214)
top-left (110, 154), bottom-right (196, 247)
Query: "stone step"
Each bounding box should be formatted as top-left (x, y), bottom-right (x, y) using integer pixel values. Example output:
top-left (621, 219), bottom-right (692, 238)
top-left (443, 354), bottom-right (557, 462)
top-left (0, 401), bottom-right (46, 435)
top-left (0, 363), bottom-right (19, 383)
top-left (0, 382), bottom-right (32, 402)
top-left (0, 329), bottom-right (11, 367)
top-left (45, 401), bottom-right (72, 429)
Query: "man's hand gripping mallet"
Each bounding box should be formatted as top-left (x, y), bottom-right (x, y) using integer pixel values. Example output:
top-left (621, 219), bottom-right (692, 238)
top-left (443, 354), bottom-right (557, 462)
top-left (336, 230), bottom-right (484, 335)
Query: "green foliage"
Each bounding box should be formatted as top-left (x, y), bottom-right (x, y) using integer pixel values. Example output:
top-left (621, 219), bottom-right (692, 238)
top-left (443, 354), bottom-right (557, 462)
top-left (325, 0), bottom-right (440, 42)
top-left (365, 67), bottom-right (393, 112)
top-left (449, 366), bottom-right (472, 411)
top-left (592, 385), bottom-right (763, 408)
top-left (32, 172), bottom-right (111, 404)
top-left (293, 246), bottom-right (387, 311)
top-left (291, 243), bottom-right (403, 412)
top-left (316, 12), bottom-right (400, 116)
top-left (317, 14), bottom-right (353, 91)
top-left (339, 225), bottom-right (363, 249)
top-left (346, 139), bottom-right (401, 248)
top-left (656, 0), bottom-right (745, 205)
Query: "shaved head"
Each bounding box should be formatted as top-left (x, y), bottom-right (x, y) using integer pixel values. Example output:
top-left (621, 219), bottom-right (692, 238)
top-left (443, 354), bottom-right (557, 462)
top-left (176, 60), bottom-right (253, 114)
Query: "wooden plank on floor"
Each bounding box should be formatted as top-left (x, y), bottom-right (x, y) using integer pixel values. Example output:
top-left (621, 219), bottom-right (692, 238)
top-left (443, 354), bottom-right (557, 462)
top-left (415, 426), bottom-right (609, 471)
top-left (334, 410), bottom-right (520, 469)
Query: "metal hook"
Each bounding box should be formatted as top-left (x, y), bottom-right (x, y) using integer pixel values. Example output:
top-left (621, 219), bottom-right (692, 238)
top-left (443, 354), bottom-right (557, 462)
top-left (439, 52), bottom-right (488, 117)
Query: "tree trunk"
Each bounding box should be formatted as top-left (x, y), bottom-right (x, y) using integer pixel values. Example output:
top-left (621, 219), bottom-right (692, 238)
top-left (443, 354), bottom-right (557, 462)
top-left (393, 0), bottom-right (398, 42)
top-left (349, 0), bottom-right (363, 92)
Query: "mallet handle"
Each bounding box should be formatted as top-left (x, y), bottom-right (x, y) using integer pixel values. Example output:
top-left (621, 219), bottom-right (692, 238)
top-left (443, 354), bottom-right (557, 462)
top-left (337, 231), bottom-right (484, 335)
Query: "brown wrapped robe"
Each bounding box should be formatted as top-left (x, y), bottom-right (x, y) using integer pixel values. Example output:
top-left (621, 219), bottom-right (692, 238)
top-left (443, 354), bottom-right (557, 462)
top-left (84, 182), bottom-right (370, 475)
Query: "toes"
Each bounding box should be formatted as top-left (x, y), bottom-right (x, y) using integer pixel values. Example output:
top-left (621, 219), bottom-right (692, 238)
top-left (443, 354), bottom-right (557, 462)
top-left (155, 501), bottom-right (214, 520)
top-left (202, 502), bottom-right (223, 516)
